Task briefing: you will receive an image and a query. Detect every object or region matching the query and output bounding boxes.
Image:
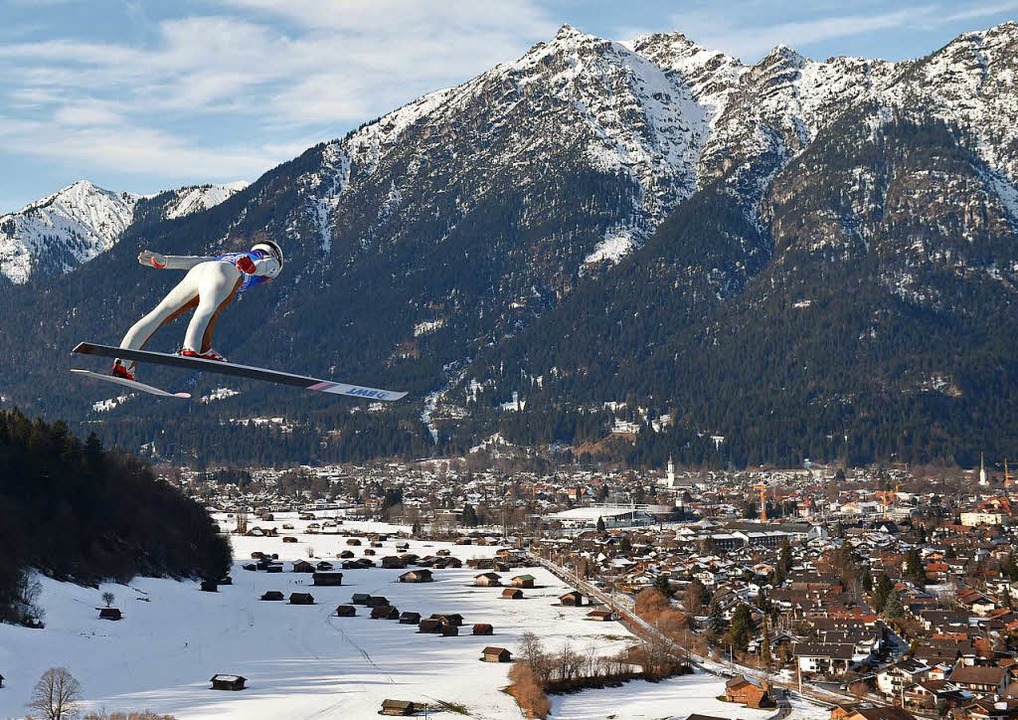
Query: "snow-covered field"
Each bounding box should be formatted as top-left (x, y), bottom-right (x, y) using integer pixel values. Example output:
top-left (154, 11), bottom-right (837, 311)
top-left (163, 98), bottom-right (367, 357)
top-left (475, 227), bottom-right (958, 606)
top-left (0, 514), bottom-right (827, 719)
top-left (550, 673), bottom-right (776, 720)
top-left (0, 516), bottom-right (632, 719)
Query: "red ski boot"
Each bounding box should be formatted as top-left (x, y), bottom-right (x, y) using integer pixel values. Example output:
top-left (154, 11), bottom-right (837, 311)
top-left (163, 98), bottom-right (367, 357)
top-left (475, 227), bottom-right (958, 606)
top-left (180, 348), bottom-right (227, 362)
top-left (110, 361), bottom-right (136, 382)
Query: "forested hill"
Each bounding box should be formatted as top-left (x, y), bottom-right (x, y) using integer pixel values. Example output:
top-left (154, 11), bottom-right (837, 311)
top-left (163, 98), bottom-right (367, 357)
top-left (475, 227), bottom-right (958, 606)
top-left (0, 409), bottom-right (231, 625)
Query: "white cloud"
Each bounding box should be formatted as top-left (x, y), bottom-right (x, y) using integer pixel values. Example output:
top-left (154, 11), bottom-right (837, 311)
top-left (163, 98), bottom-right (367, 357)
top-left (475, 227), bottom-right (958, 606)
top-left (635, 1), bottom-right (1017, 61)
top-left (0, 0), bottom-right (557, 192)
top-left (0, 118), bottom-right (277, 179)
top-left (661, 7), bottom-right (921, 60)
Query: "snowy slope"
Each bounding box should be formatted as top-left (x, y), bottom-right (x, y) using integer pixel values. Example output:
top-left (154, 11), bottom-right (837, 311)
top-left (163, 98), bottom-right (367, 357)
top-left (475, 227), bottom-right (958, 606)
top-left (293, 22), bottom-right (1018, 274)
top-left (0, 180), bottom-right (248, 284)
top-left (0, 181), bottom-right (138, 284)
top-left (0, 519), bottom-right (635, 719)
top-left (297, 25), bottom-right (719, 268)
top-left (162, 181), bottom-right (250, 220)
top-left (0, 515), bottom-right (828, 720)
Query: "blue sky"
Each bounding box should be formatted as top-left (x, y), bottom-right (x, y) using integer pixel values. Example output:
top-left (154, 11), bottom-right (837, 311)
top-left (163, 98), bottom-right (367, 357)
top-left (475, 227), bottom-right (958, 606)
top-left (1, 0), bottom-right (1016, 214)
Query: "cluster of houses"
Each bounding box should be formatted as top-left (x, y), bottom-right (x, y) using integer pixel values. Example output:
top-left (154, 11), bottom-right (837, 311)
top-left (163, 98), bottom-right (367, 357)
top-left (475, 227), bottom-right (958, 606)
top-left (177, 455), bottom-right (1018, 719)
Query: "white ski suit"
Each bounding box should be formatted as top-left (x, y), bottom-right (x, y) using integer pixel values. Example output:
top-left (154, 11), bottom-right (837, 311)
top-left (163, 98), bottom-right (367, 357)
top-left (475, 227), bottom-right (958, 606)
top-left (117, 248), bottom-right (281, 368)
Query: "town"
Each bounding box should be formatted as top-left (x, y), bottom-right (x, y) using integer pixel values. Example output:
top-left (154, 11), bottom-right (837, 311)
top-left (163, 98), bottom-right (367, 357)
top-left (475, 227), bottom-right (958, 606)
top-left (166, 453), bottom-right (1018, 720)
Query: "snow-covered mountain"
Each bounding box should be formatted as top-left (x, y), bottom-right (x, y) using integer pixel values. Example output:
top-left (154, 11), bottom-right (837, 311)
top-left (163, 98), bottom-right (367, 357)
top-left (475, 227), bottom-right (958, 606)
top-left (1, 22), bottom-right (1017, 467)
top-left (0, 179), bottom-right (249, 284)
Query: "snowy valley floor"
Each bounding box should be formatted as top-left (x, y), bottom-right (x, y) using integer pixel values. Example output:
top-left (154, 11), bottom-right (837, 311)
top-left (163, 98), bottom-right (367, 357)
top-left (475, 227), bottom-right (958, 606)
top-left (0, 516), bottom-right (829, 719)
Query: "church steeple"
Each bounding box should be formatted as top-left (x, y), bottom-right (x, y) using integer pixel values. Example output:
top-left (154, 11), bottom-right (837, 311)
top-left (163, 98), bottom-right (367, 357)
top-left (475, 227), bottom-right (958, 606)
top-left (979, 453), bottom-right (988, 486)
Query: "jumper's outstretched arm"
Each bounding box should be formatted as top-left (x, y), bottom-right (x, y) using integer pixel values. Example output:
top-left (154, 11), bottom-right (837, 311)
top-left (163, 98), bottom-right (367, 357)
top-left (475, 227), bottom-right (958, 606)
top-left (138, 250), bottom-right (215, 270)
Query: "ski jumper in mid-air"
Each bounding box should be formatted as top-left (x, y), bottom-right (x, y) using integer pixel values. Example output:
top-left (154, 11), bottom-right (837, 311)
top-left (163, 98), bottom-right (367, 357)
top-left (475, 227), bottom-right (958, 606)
top-left (111, 240), bottom-right (284, 381)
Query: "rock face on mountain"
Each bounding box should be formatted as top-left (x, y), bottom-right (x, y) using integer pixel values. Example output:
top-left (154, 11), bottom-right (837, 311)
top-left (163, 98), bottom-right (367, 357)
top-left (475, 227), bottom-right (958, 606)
top-left (1, 23), bottom-right (1016, 468)
top-left (0, 180), bottom-right (248, 284)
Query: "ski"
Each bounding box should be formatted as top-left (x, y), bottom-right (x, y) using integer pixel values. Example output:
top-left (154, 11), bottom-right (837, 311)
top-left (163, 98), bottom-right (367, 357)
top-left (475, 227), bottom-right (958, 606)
top-left (70, 368), bottom-right (191, 399)
top-left (71, 343), bottom-right (407, 401)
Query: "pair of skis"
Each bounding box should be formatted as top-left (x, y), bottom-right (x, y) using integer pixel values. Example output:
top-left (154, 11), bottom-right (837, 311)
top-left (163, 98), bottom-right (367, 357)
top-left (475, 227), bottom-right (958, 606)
top-left (70, 343), bottom-right (406, 402)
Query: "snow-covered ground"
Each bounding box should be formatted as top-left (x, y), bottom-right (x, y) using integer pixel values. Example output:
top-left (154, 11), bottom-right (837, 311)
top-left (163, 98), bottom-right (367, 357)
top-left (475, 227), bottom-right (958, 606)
top-left (0, 516), bottom-right (635, 719)
top-left (0, 514), bottom-right (830, 719)
top-left (550, 673), bottom-right (774, 720)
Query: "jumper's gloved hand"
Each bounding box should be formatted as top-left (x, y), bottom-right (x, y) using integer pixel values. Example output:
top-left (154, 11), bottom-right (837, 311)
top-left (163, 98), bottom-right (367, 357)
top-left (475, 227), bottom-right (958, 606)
top-left (235, 256), bottom-right (257, 274)
top-left (139, 250), bottom-right (167, 269)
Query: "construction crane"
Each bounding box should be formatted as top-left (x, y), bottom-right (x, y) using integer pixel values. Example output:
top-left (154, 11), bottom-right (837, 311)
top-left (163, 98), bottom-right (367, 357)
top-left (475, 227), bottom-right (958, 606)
top-left (753, 481), bottom-right (767, 522)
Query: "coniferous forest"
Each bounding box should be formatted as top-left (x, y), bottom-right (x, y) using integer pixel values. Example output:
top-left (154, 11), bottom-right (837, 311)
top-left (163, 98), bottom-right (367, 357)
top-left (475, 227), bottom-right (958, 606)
top-left (0, 409), bottom-right (232, 625)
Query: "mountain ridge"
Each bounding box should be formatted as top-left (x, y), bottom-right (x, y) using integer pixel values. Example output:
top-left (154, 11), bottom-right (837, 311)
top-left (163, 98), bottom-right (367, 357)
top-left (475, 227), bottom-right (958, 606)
top-left (1, 22), bottom-right (1016, 468)
top-left (0, 180), bottom-right (249, 284)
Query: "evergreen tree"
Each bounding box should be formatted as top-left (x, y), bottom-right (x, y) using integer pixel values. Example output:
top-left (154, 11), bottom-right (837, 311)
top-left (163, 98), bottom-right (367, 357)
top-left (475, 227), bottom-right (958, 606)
top-left (463, 503), bottom-right (478, 527)
top-left (904, 547), bottom-right (924, 585)
top-left (872, 573), bottom-right (894, 613)
top-left (596, 516), bottom-right (606, 533)
top-left (653, 574), bottom-right (674, 599)
top-left (707, 601), bottom-right (726, 639)
top-left (882, 590), bottom-right (905, 619)
top-left (726, 603), bottom-right (756, 653)
top-left (1001, 551), bottom-right (1018, 581)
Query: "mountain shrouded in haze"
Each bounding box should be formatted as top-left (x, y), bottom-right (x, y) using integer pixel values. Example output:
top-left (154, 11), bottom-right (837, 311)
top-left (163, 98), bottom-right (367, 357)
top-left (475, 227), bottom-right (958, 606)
top-left (0, 22), bottom-right (1016, 469)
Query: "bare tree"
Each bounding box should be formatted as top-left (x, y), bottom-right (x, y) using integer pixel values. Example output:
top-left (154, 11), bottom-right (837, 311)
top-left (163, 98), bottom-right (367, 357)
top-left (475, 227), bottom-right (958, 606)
top-left (101, 592), bottom-right (115, 608)
top-left (27, 667), bottom-right (83, 720)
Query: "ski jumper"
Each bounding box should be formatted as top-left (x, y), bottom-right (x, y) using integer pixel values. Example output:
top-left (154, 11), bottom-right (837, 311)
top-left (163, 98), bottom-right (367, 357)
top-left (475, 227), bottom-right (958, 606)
top-left (117, 249), bottom-right (280, 369)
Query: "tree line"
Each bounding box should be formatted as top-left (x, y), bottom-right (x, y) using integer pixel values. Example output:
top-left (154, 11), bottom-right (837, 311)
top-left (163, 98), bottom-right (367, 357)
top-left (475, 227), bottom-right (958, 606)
top-left (0, 409), bottom-right (231, 625)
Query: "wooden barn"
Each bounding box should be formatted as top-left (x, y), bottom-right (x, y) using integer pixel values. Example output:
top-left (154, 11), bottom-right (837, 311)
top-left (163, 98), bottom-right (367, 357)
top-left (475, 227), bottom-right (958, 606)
top-left (288, 592), bottom-right (315, 605)
top-left (473, 572), bottom-right (502, 587)
top-left (418, 618), bottom-right (445, 634)
top-left (291, 560), bottom-right (315, 573)
top-left (335, 605), bottom-right (357, 617)
top-left (210, 674), bottom-right (247, 691)
top-left (501, 588), bottom-right (524, 600)
top-left (430, 613), bottom-right (463, 626)
top-left (399, 611), bottom-right (421, 625)
top-left (98, 607), bottom-right (122, 621)
top-left (371, 605), bottom-right (400, 620)
top-left (481, 647), bottom-right (513, 663)
top-left (351, 593), bottom-right (372, 605)
top-left (398, 569), bottom-right (433, 583)
top-left (380, 699), bottom-right (418, 716)
top-left (365, 596), bottom-right (390, 608)
top-left (586, 609), bottom-right (615, 621)
top-left (282, 536), bottom-right (298, 543)
top-left (381, 556), bottom-right (406, 569)
top-left (441, 623), bottom-right (459, 637)
top-left (472, 623), bottom-right (494, 636)
top-left (312, 571), bottom-right (344, 587)
top-left (724, 675), bottom-right (774, 709)
top-left (511, 574), bottom-right (536, 588)
top-left (260, 590), bottom-right (284, 601)
top-left (559, 591), bottom-right (584, 607)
